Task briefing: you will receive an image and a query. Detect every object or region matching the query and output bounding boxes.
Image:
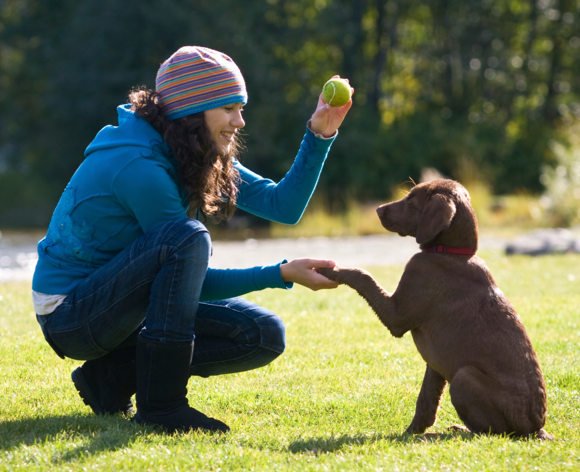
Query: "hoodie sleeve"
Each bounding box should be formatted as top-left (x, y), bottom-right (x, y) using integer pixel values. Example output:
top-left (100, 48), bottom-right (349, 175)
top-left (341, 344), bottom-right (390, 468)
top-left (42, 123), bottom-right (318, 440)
top-left (199, 261), bottom-right (293, 301)
top-left (234, 124), bottom-right (336, 225)
top-left (113, 157), bottom-right (187, 233)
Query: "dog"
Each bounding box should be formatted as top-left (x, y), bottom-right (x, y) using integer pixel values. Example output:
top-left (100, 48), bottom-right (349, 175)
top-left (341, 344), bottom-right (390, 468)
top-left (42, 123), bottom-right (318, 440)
top-left (317, 179), bottom-right (552, 439)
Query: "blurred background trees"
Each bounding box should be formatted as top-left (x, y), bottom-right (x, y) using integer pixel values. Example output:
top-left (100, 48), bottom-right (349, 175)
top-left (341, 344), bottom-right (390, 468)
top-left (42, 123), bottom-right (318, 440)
top-left (1, 0), bottom-right (579, 227)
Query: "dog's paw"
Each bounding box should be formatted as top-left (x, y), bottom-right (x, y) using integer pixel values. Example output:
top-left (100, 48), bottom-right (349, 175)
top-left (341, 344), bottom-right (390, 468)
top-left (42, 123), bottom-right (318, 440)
top-left (448, 424), bottom-right (470, 433)
top-left (316, 267), bottom-right (341, 282)
top-left (534, 428), bottom-right (554, 441)
top-left (317, 267), bottom-right (378, 291)
top-left (404, 424), bottom-right (426, 435)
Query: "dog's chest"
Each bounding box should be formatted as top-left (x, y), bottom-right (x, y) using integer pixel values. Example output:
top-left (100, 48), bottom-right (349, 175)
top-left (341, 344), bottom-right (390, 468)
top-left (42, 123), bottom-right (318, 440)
top-left (410, 327), bottom-right (457, 381)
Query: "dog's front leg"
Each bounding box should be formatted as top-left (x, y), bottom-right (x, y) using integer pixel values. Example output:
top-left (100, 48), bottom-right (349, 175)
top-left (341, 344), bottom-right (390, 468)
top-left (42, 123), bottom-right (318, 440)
top-left (405, 365), bottom-right (447, 435)
top-left (316, 267), bottom-right (408, 337)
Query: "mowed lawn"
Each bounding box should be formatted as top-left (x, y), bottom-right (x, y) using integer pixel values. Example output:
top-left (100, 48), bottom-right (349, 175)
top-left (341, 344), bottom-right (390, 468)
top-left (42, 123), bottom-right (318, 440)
top-left (1, 251), bottom-right (580, 471)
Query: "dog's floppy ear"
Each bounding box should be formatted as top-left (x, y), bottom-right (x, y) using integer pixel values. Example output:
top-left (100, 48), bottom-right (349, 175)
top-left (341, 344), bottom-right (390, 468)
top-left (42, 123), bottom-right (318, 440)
top-left (415, 194), bottom-right (456, 245)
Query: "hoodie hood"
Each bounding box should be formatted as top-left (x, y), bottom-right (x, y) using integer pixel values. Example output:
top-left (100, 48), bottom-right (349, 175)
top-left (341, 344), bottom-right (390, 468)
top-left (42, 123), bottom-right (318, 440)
top-left (85, 104), bottom-right (170, 157)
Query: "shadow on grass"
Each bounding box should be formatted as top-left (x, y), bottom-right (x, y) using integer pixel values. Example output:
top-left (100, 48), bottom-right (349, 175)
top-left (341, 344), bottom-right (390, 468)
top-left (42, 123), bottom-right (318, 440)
top-left (0, 414), bottom-right (146, 463)
top-left (288, 430), bottom-right (477, 454)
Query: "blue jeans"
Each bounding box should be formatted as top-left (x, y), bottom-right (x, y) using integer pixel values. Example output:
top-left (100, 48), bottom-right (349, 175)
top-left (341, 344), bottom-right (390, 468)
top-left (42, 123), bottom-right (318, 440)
top-left (36, 219), bottom-right (286, 377)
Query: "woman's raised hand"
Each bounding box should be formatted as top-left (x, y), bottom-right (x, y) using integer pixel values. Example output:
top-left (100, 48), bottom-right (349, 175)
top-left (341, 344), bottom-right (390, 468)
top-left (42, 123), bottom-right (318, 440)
top-left (309, 76), bottom-right (353, 138)
top-left (280, 258), bottom-right (339, 291)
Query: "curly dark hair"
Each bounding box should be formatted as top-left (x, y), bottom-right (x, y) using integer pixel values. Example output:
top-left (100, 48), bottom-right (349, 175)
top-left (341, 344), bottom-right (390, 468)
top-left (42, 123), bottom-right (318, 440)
top-left (128, 88), bottom-right (242, 222)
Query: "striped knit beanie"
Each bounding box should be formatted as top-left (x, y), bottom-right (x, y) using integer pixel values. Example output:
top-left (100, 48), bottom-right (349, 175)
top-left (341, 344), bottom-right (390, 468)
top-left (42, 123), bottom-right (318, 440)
top-left (156, 46), bottom-right (248, 120)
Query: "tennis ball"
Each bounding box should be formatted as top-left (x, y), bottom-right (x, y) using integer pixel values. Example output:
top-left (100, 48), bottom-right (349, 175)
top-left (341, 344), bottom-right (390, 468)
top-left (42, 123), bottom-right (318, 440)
top-left (322, 78), bottom-right (352, 107)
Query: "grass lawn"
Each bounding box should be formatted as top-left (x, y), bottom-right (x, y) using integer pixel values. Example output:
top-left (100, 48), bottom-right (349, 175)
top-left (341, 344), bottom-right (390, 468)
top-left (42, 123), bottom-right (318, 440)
top-left (1, 250), bottom-right (580, 471)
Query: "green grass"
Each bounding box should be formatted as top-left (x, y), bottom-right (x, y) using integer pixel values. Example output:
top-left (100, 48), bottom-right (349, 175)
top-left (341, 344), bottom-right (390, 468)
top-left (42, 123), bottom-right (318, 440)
top-left (2, 252), bottom-right (580, 471)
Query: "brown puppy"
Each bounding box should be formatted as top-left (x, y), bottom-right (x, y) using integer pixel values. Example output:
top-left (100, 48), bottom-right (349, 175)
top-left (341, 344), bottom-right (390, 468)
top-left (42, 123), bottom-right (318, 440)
top-left (318, 179), bottom-right (552, 439)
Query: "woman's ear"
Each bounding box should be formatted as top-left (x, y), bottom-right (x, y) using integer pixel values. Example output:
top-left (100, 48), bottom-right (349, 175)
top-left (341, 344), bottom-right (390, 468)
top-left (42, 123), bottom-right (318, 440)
top-left (415, 194), bottom-right (456, 245)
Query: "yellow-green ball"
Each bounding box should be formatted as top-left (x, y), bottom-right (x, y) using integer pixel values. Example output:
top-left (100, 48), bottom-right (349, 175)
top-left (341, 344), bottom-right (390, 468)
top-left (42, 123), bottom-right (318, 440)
top-left (322, 78), bottom-right (351, 107)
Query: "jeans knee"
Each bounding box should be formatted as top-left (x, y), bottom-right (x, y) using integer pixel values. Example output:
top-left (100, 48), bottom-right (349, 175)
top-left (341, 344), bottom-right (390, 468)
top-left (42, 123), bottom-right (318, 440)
top-left (231, 311), bottom-right (285, 372)
top-left (255, 311), bottom-right (286, 354)
top-left (154, 218), bottom-right (212, 262)
top-left (249, 344), bottom-right (284, 371)
top-left (166, 218), bottom-right (209, 244)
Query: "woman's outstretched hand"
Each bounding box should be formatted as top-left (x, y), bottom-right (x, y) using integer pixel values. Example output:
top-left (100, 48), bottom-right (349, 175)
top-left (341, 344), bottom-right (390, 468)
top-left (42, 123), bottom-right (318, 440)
top-left (309, 76), bottom-right (353, 138)
top-left (280, 258), bottom-right (339, 291)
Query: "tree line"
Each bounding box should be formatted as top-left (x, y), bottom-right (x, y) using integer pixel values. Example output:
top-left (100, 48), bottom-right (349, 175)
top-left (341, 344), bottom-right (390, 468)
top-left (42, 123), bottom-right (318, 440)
top-left (0, 0), bottom-right (579, 226)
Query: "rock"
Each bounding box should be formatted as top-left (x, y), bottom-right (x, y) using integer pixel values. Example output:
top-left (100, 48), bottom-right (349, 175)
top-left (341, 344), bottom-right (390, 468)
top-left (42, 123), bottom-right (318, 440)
top-left (505, 228), bottom-right (580, 256)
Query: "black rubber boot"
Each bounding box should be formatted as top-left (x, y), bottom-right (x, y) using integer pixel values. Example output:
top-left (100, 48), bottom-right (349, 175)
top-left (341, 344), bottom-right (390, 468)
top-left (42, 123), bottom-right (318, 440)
top-left (132, 335), bottom-right (229, 433)
top-left (71, 345), bottom-right (136, 415)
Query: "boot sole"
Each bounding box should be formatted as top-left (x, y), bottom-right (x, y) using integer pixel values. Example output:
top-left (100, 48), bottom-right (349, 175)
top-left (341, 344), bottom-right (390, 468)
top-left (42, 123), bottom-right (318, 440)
top-left (132, 411), bottom-right (230, 434)
top-left (71, 367), bottom-right (106, 415)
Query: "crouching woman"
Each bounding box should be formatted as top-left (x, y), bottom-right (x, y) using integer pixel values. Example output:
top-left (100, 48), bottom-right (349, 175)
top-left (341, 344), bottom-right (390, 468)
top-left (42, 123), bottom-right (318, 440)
top-left (32, 46), bottom-right (352, 433)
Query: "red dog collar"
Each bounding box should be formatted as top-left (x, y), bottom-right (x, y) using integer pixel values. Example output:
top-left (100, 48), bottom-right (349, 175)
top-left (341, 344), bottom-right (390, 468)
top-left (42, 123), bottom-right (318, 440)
top-left (422, 245), bottom-right (476, 255)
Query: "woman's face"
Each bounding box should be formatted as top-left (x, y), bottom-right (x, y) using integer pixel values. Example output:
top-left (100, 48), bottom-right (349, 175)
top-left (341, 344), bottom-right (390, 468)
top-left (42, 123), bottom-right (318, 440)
top-left (204, 103), bottom-right (245, 155)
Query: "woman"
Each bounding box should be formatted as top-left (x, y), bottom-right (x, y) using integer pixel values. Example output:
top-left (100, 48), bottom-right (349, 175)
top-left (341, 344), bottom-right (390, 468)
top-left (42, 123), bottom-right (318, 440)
top-left (32, 46), bottom-right (352, 433)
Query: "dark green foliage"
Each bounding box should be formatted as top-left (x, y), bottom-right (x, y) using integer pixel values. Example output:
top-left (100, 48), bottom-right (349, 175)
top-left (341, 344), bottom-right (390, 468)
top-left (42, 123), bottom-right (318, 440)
top-left (0, 0), bottom-right (578, 226)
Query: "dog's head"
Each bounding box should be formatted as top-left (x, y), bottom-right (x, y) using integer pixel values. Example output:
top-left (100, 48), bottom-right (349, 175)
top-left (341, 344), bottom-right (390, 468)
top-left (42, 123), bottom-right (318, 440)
top-left (376, 179), bottom-right (478, 249)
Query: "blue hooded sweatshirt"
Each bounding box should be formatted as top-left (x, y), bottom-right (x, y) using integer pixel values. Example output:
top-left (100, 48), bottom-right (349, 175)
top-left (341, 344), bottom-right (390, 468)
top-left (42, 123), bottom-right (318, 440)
top-left (32, 105), bottom-right (336, 299)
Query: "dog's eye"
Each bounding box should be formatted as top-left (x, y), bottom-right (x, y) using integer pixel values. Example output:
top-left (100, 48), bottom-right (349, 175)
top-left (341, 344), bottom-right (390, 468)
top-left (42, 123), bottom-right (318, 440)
top-left (406, 194), bottom-right (419, 209)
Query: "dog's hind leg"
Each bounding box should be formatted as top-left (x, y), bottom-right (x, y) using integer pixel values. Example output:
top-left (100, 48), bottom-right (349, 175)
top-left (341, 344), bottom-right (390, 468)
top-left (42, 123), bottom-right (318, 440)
top-left (448, 366), bottom-right (508, 435)
top-left (450, 370), bottom-right (551, 438)
top-left (405, 365), bottom-right (447, 434)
